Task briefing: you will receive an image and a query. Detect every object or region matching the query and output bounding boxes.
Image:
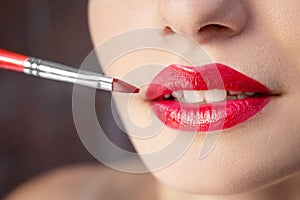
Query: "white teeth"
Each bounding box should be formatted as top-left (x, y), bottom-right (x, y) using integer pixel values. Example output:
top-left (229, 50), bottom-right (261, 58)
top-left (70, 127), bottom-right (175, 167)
top-left (169, 90), bottom-right (256, 103)
top-left (183, 90), bottom-right (204, 103)
top-left (245, 92), bottom-right (255, 96)
top-left (172, 91), bottom-right (183, 100)
top-left (229, 90), bottom-right (243, 95)
top-left (203, 89), bottom-right (227, 103)
top-left (237, 93), bottom-right (248, 99)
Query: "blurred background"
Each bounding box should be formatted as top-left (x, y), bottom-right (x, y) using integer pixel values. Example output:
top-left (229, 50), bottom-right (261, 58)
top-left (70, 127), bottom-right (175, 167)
top-left (0, 0), bottom-right (133, 197)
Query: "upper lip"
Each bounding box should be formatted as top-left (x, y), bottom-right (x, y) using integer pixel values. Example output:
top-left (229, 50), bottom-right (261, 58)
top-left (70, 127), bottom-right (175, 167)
top-left (146, 63), bottom-right (272, 101)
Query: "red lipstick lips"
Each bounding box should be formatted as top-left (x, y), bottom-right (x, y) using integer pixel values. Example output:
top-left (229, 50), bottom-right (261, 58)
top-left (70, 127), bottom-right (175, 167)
top-left (146, 63), bottom-right (272, 132)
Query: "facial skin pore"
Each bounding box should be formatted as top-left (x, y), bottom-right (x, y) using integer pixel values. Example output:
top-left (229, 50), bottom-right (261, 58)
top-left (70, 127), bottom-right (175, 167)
top-left (89, 0), bottom-right (300, 195)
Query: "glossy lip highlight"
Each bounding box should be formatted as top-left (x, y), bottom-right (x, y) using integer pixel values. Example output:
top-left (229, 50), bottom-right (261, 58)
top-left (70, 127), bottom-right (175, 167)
top-left (145, 63), bottom-right (272, 132)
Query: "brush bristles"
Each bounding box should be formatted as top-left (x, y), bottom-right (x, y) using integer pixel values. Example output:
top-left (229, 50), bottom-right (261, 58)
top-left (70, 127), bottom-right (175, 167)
top-left (112, 79), bottom-right (140, 93)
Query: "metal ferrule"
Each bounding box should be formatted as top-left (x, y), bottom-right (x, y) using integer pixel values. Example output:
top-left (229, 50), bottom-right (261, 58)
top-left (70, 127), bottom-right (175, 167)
top-left (23, 57), bottom-right (113, 91)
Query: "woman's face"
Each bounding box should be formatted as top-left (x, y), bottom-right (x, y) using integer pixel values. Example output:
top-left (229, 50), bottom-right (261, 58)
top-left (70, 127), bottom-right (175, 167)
top-left (88, 0), bottom-right (300, 195)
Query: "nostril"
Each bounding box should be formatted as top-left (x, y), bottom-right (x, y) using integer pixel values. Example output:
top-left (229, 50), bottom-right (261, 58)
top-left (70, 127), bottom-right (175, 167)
top-left (198, 24), bottom-right (235, 42)
top-left (199, 24), bottom-right (231, 33)
top-left (162, 26), bottom-right (175, 35)
top-left (158, 0), bottom-right (248, 43)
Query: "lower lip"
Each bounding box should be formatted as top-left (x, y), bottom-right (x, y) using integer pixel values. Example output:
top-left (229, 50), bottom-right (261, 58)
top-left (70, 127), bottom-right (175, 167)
top-left (150, 97), bottom-right (271, 132)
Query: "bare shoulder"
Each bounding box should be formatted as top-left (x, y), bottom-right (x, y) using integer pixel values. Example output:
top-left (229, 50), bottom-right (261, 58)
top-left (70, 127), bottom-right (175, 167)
top-left (5, 164), bottom-right (158, 200)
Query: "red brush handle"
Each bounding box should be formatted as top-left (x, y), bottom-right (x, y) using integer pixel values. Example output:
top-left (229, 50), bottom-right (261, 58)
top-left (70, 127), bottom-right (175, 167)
top-left (0, 49), bottom-right (28, 73)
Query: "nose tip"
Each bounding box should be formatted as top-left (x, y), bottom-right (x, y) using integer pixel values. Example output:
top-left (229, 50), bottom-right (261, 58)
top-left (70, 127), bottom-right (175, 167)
top-left (158, 0), bottom-right (248, 43)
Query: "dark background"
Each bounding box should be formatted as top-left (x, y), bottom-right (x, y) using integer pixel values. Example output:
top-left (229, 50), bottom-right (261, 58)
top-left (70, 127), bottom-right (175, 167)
top-left (0, 0), bottom-right (133, 197)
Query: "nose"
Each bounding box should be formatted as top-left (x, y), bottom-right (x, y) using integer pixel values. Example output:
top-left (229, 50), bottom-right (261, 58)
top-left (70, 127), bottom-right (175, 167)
top-left (157, 0), bottom-right (248, 43)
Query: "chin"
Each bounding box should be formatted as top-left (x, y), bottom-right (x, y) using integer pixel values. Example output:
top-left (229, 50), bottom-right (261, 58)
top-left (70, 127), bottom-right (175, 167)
top-left (151, 158), bottom-right (296, 195)
top-left (128, 118), bottom-right (300, 196)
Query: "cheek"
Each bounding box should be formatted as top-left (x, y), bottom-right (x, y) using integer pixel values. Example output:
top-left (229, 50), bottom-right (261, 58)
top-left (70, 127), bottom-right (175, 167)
top-left (260, 0), bottom-right (300, 65)
top-left (88, 0), bottom-right (158, 47)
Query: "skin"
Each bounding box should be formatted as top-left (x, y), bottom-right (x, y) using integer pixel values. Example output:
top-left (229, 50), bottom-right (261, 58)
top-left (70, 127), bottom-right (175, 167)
top-left (88, 0), bottom-right (300, 196)
top-left (5, 0), bottom-right (300, 199)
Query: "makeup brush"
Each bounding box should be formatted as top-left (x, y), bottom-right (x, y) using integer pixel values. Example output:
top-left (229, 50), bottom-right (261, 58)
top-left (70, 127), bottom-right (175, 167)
top-left (0, 49), bottom-right (139, 93)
